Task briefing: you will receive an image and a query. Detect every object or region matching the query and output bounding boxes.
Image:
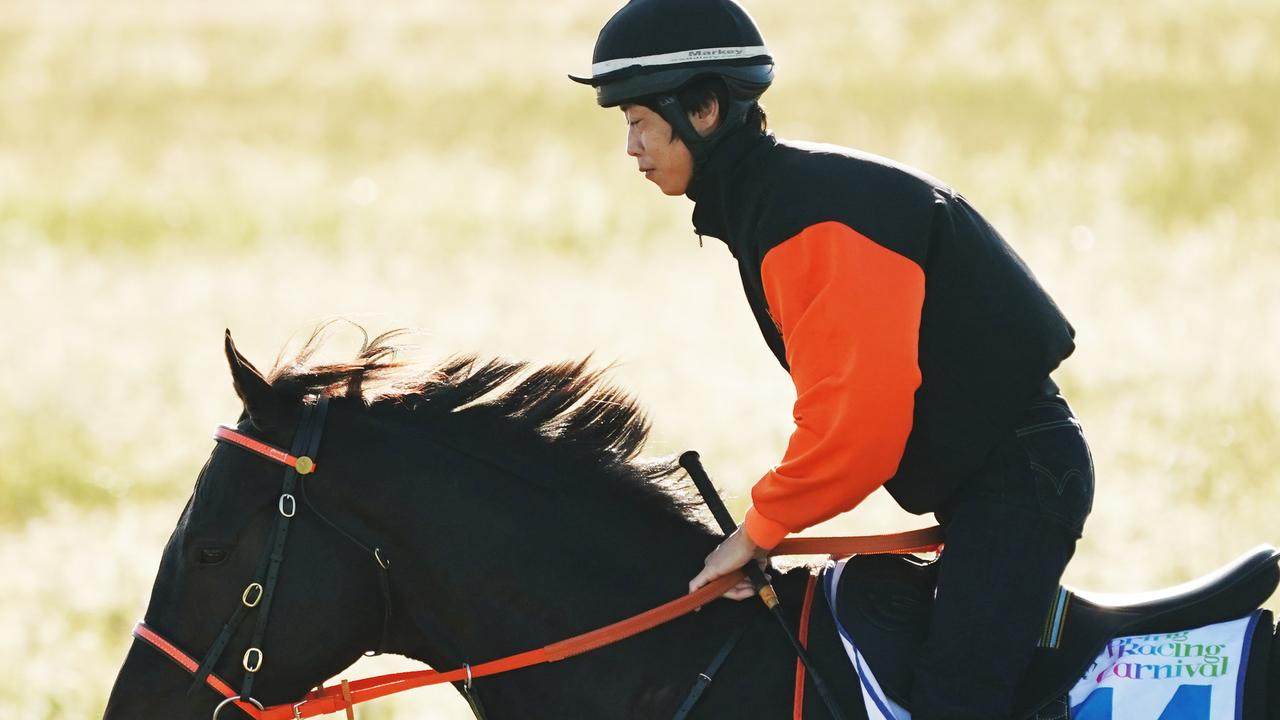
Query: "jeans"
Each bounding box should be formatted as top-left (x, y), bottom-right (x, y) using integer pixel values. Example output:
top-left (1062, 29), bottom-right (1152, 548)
top-left (909, 386), bottom-right (1095, 719)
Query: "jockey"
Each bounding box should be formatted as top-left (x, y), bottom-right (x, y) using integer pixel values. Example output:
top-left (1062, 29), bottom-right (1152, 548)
top-left (570, 0), bottom-right (1095, 717)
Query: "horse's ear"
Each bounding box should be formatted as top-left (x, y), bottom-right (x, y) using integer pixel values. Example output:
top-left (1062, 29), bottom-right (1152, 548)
top-left (225, 330), bottom-right (284, 430)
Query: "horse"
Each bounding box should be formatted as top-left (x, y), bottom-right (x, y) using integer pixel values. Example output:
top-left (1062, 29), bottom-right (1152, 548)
top-left (104, 327), bottom-right (868, 719)
top-left (105, 328), bottom-right (1280, 719)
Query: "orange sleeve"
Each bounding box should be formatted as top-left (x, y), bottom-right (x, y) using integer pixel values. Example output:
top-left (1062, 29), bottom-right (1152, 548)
top-left (742, 221), bottom-right (925, 549)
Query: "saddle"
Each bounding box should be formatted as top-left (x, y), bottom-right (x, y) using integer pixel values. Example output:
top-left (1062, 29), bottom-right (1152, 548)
top-left (829, 545), bottom-right (1280, 718)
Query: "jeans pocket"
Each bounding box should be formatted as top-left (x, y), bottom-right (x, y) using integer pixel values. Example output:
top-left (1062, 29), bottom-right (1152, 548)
top-left (1016, 420), bottom-right (1095, 537)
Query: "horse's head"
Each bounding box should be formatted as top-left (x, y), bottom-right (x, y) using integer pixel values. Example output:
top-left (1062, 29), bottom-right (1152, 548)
top-left (104, 332), bottom-right (385, 719)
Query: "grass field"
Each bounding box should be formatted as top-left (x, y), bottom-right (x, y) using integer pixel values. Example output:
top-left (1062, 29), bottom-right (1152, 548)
top-left (2, 0), bottom-right (1278, 717)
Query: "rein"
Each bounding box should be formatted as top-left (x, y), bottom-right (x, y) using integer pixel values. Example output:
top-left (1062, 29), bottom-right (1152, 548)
top-left (132, 402), bottom-right (944, 719)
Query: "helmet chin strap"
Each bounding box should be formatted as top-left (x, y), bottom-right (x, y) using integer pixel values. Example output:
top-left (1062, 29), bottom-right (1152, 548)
top-left (654, 94), bottom-right (752, 174)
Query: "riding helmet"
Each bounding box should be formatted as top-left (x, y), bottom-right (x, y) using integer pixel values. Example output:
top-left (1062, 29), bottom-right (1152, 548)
top-left (568, 0), bottom-right (775, 109)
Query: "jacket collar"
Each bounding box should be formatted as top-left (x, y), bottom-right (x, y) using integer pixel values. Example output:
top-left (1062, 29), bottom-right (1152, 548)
top-left (687, 127), bottom-right (775, 246)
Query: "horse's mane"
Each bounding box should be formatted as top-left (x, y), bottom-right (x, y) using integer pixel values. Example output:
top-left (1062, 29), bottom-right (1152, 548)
top-left (265, 324), bottom-right (702, 523)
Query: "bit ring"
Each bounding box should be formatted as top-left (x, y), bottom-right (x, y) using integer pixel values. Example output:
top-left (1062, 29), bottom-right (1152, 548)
top-left (212, 695), bottom-right (263, 720)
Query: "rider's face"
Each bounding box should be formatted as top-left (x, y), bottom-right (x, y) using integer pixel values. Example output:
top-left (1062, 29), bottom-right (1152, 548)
top-left (622, 104), bottom-right (694, 196)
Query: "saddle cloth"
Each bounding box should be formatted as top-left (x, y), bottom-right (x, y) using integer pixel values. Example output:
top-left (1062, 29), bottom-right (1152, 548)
top-left (821, 558), bottom-right (1269, 720)
top-left (1069, 612), bottom-right (1263, 719)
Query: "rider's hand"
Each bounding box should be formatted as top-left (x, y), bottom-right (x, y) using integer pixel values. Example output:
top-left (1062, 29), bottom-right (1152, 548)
top-left (688, 525), bottom-right (769, 601)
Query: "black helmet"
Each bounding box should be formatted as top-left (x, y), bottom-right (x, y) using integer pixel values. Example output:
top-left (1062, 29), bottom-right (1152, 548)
top-left (569, 0), bottom-right (774, 108)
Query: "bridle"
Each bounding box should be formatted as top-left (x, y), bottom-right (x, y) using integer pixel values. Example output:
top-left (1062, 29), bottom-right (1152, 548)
top-left (131, 395), bottom-right (392, 718)
top-left (133, 395), bottom-right (428, 718)
top-left (130, 394), bottom-right (946, 720)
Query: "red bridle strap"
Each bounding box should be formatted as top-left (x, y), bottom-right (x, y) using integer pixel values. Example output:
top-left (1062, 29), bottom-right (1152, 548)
top-left (132, 623), bottom-right (266, 718)
top-left (215, 426), bottom-right (317, 474)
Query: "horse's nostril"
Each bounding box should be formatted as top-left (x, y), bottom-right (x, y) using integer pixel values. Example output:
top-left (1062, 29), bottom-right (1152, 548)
top-left (199, 548), bottom-right (228, 565)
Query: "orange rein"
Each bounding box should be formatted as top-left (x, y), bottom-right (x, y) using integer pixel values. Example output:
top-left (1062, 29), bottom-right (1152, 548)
top-left (256, 527), bottom-right (944, 719)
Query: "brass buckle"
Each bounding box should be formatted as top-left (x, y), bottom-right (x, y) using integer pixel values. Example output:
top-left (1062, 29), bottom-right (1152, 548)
top-left (294, 456), bottom-right (315, 475)
top-left (243, 647), bottom-right (264, 673)
top-left (242, 582), bottom-right (264, 608)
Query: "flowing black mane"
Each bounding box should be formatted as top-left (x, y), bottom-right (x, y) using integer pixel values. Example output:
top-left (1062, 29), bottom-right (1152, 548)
top-left (264, 325), bottom-right (701, 524)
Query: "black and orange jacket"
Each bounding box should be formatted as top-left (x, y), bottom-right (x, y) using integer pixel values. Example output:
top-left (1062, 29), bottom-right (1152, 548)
top-left (686, 128), bottom-right (1076, 549)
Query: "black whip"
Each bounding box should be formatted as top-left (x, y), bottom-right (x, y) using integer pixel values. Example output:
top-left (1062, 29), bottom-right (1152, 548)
top-left (679, 451), bottom-right (849, 720)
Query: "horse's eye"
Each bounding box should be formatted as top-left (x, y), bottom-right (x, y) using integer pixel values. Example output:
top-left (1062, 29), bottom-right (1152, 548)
top-left (199, 548), bottom-right (228, 565)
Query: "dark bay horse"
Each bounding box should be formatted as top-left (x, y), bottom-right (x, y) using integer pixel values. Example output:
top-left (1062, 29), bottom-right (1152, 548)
top-left (104, 329), bottom-right (864, 719)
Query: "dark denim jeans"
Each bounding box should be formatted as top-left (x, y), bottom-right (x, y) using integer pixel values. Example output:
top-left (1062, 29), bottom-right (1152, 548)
top-left (910, 387), bottom-right (1094, 719)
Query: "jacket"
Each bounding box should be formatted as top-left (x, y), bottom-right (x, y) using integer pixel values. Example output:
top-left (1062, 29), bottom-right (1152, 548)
top-left (686, 126), bottom-right (1076, 548)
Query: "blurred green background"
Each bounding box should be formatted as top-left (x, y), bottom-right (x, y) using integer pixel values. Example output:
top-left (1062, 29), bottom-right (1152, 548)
top-left (1, 0), bottom-right (1277, 717)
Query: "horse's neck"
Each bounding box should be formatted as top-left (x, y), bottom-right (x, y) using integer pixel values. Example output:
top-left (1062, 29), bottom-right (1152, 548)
top-left (334, 410), bottom-right (807, 716)
top-left (365, 464), bottom-right (802, 716)
top-left (383, 500), bottom-right (716, 647)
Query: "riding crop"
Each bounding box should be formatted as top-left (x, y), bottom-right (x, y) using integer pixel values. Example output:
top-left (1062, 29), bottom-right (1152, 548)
top-left (679, 451), bottom-right (851, 720)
